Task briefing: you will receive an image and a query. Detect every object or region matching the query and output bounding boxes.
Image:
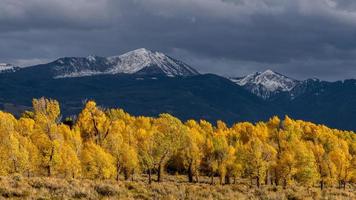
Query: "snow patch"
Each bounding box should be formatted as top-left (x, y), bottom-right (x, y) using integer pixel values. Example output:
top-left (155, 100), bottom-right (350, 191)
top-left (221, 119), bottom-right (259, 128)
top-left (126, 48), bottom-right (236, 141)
top-left (0, 63), bottom-right (19, 73)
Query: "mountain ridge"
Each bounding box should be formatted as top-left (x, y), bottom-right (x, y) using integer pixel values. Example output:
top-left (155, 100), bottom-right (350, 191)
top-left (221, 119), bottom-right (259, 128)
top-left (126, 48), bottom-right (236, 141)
top-left (21, 48), bottom-right (200, 79)
top-left (230, 70), bottom-right (325, 100)
top-left (2, 51), bottom-right (356, 131)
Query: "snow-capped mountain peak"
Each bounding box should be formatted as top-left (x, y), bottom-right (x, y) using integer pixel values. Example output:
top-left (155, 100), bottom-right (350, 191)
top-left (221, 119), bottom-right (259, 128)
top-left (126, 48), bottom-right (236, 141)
top-left (108, 48), bottom-right (199, 76)
top-left (230, 69), bottom-right (300, 99)
top-left (108, 48), bottom-right (163, 74)
top-left (51, 48), bottom-right (199, 78)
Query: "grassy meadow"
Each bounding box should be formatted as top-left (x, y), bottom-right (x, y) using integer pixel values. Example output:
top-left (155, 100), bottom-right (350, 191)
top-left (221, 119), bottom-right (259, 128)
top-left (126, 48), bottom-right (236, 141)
top-left (0, 174), bottom-right (354, 200)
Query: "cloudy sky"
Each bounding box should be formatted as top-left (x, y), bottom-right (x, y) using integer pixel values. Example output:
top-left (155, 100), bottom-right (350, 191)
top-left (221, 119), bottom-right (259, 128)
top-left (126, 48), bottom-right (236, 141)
top-left (1, 0), bottom-right (356, 80)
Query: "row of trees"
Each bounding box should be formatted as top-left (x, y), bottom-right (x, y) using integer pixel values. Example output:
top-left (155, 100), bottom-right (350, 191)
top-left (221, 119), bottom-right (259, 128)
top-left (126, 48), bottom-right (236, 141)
top-left (0, 98), bottom-right (355, 190)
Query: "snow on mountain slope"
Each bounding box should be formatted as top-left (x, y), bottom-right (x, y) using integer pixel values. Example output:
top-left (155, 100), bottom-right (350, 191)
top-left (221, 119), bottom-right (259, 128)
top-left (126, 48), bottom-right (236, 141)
top-left (108, 48), bottom-right (199, 76)
top-left (52, 56), bottom-right (113, 78)
top-left (230, 70), bottom-right (300, 99)
top-left (0, 63), bottom-right (19, 73)
top-left (52, 48), bottom-right (199, 78)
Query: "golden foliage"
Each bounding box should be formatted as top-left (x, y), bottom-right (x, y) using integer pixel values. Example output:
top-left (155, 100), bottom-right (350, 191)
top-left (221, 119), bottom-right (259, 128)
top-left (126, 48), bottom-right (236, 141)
top-left (0, 97), bottom-right (354, 191)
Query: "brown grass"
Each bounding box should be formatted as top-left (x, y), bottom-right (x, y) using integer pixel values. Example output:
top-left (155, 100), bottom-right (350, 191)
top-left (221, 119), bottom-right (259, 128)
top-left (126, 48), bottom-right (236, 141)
top-left (0, 174), bottom-right (354, 200)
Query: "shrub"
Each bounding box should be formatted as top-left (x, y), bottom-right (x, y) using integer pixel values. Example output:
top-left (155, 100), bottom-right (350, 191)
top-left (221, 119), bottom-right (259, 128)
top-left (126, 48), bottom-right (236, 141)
top-left (0, 187), bottom-right (30, 198)
top-left (95, 184), bottom-right (118, 196)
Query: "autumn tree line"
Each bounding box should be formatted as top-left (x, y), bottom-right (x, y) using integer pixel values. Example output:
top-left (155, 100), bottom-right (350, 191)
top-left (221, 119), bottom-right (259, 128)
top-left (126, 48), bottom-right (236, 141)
top-left (0, 98), bottom-right (355, 190)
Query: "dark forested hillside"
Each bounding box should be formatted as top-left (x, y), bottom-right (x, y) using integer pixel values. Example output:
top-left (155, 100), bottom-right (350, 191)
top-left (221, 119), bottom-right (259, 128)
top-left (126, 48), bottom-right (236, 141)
top-left (0, 69), bottom-right (273, 124)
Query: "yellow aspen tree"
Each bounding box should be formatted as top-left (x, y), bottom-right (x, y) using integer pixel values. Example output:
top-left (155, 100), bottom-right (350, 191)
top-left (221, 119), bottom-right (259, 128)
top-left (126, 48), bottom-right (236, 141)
top-left (350, 156), bottom-right (356, 183)
top-left (57, 142), bottom-right (82, 178)
top-left (293, 141), bottom-right (319, 186)
top-left (110, 117), bottom-right (140, 181)
top-left (134, 117), bottom-right (157, 184)
top-left (278, 148), bottom-right (297, 188)
top-left (0, 112), bottom-right (34, 176)
top-left (120, 143), bottom-right (140, 180)
top-left (153, 114), bottom-right (186, 182)
top-left (237, 137), bottom-right (276, 187)
top-left (231, 122), bottom-right (255, 144)
top-left (181, 120), bottom-right (205, 183)
top-left (214, 120), bottom-right (236, 184)
top-left (0, 111), bottom-right (16, 175)
top-left (16, 117), bottom-right (35, 137)
top-left (101, 119), bottom-right (125, 181)
top-left (81, 141), bottom-right (116, 179)
top-left (198, 120), bottom-right (217, 184)
top-left (76, 101), bottom-right (110, 145)
top-left (309, 142), bottom-right (330, 190)
top-left (51, 123), bottom-right (82, 178)
top-left (329, 139), bottom-right (352, 189)
top-left (203, 136), bottom-right (219, 184)
top-left (59, 124), bottom-right (82, 158)
top-left (16, 117), bottom-right (40, 176)
top-left (267, 116), bottom-right (285, 186)
top-left (31, 98), bottom-right (64, 176)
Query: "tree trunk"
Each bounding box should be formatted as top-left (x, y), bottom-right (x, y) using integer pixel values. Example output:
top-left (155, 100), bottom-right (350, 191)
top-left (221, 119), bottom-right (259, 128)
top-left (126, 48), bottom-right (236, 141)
top-left (320, 180), bottom-right (324, 190)
top-left (46, 166), bottom-right (51, 177)
top-left (157, 164), bottom-right (162, 182)
top-left (225, 175), bottom-right (231, 185)
top-left (283, 178), bottom-right (287, 189)
top-left (265, 170), bottom-right (269, 185)
top-left (234, 176), bottom-right (236, 184)
top-left (195, 172), bottom-right (199, 183)
top-left (47, 146), bottom-right (54, 177)
top-left (13, 159), bottom-right (18, 173)
top-left (148, 169), bottom-right (152, 184)
top-left (116, 161), bottom-right (120, 181)
top-left (257, 176), bottom-right (260, 188)
top-left (188, 162), bottom-right (193, 183)
top-left (219, 175), bottom-right (223, 185)
top-left (210, 174), bottom-right (214, 185)
top-left (274, 169), bottom-right (279, 186)
top-left (124, 169), bottom-right (130, 181)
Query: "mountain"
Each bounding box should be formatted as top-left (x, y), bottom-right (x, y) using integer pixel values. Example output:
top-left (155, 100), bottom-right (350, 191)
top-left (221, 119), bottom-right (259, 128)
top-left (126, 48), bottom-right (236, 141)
top-left (229, 70), bottom-right (356, 130)
top-left (230, 70), bottom-right (300, 99)
top-left (275, 78), bottom-right (356, 131)
top-left (0, 48), bottom-right (270, 124)
top-left (2, 50), bottom-right (356, 131)
top-left (230, 70), bottom-right (331, 101)
top-left (42, 48), bottom-right (199, 78)
top-left (0, 63), bottom-right (19, 73)
top-left (108, 48), bottom-right (199, 77)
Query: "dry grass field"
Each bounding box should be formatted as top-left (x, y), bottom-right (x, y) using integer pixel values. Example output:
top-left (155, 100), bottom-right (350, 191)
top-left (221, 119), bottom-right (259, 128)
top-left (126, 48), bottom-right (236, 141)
top-left (0, 174), bottom-right (354, 200)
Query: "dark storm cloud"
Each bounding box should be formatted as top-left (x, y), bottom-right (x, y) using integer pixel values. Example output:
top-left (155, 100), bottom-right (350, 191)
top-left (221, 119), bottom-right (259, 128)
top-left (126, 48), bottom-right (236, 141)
top-left (1, 0), bottom-right (356, 80)
top-left (0, 0), bottom-right (112, 31)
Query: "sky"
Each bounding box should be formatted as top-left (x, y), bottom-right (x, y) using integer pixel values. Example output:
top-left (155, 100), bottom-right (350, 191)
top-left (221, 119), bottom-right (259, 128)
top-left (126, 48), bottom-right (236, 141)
top-left (1, 0), bottom-right (356, 80)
